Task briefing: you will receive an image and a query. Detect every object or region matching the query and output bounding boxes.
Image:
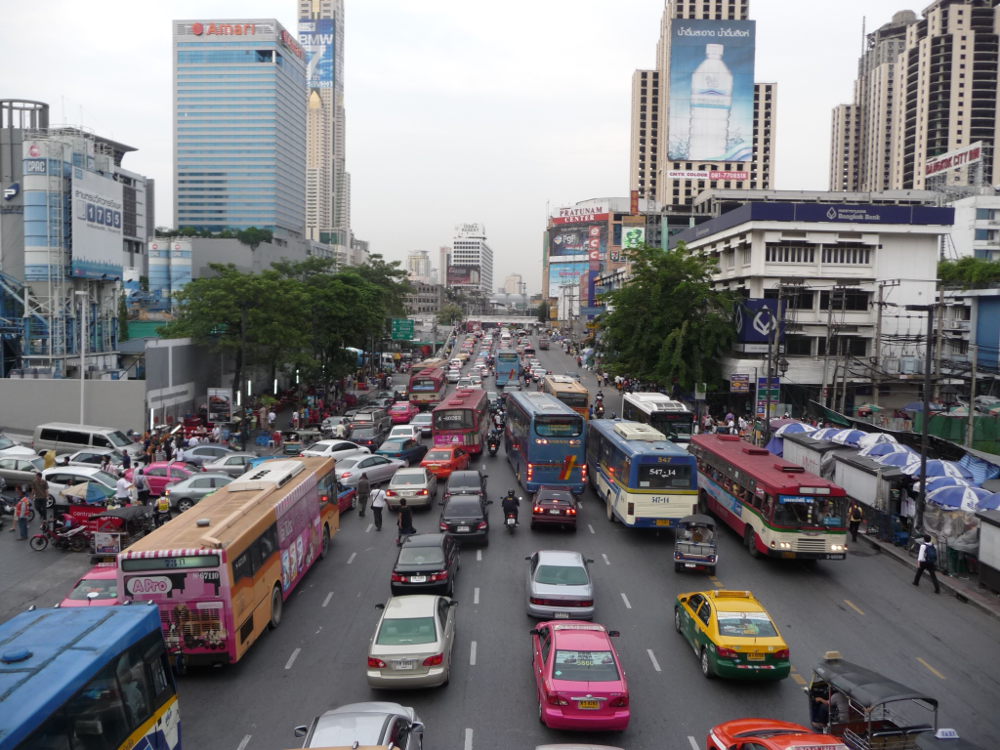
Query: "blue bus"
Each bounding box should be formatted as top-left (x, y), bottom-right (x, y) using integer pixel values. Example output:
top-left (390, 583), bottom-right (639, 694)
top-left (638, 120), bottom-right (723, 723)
top-left (504, 391), bottom-right (586, 494)
top-left (0, 605), bottom-right (180, 750)
top-left (495, 349), bottom-right (522, 387)
top-left (586, 419), bottom-right (699, 527)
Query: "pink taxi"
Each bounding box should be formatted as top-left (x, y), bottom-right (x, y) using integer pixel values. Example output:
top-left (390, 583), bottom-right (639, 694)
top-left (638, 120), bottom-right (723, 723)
top-left (389, 401), bottom-right (420, 424)
top-left (60, 563), bottom-right (121, 607)
top-left (529, 620), bottom-right (630, 731)
top-left (126, 461), bottom-right (197, 496)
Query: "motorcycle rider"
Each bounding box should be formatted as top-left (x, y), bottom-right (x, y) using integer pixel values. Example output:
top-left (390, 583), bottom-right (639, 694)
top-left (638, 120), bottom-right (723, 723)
top-left (501, 489), bottom-right (520, 526)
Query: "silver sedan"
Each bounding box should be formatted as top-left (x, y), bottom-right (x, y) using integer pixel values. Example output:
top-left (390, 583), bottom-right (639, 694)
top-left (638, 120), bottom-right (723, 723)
top-left (336, 454), bottom-right (405, 487)
top-left (366, 595), bottom-right (457, 689)
top-left (386, 468), bottom-right (438, 509)
top-left (526, 549), bottom-right (595, 620)
top-left (201, 452), bottom-right (259, 478)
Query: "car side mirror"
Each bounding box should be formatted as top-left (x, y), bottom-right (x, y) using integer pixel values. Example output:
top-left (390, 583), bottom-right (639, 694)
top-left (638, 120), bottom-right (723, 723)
top-left (528, 628), bottom-right (540, 635)
top-left (375, 603), bottom-right (385, 610)
top-left (524, 556), bottom-right (531, 560)
top-left (293, 726), bottom-right (308, 738)
top-left (448, 600), bottom-right (459, 606)
top-left (586, 559), bottom-right (595, 564)
top-left (608, 630), bottom-right (621, 637)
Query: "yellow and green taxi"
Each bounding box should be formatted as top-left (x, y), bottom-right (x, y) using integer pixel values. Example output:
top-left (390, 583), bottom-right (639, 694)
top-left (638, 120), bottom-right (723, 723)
top-left (673, 589), bottom-right (790, 680)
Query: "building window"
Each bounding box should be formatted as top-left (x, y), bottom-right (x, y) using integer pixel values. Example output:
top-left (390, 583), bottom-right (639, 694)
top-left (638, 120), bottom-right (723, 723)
top-left (819, 289), bottom-right (870, 311)
top-left (975, 208), bottom-right (993, 221)
top-left (821, 245), bottom-right (871, 264)
top-left (764, 243), bottom-right (815, 263)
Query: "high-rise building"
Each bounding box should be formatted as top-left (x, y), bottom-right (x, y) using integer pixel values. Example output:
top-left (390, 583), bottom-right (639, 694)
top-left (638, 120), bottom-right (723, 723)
top-left (831, 2), bottom-right (1000, 191)
top-left (298, 0), bottom-right (350, 244)
top-left (503, 273), bottom-right (524, 295)
top-left (450, 224), bottom-right (493, 294)
top-left (406, 250), bottom-right (433, 282)
top-left (629, 0), bottom-right (776, 208)
top-left (438, 246), bottom-right (451, 286)
top-left (173, 19), bottom-right (307, 233)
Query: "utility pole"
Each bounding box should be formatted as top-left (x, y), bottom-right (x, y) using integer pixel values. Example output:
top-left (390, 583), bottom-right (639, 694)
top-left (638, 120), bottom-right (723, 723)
top-left (906, 303), bottom-right (935, 531)
top-left (820, 286), bottom-right (840, 407)
top-left (966, 344), bottom-right (977, 447)
top-left (934, 300), bottom-right (945, 401)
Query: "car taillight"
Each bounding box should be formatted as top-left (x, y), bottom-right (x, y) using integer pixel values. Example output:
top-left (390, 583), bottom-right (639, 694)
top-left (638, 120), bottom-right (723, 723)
top-left (422, 653), bottom-right (444, 667)
top-left (547, 692), bottom-right (569, 706)
top-left (429, 571), bottom-right (449, 582)
top-left (390, 573), bottom-right (406, 582)
top-left (567, 508), bottom-right (576, 515)
top-left (775, 648), bottom-right (790, 659)
top-left (418, 489), bottom-right (428, 495)
top-left (319, 494), bottom-right (328, 503)
top-left (386, 490), bottom-right (397, 497)
top-left (368, 657), bottom-right (386, 668)
top-left (476, 520), bottom-right (487, 529)
top-left (533, 506), bottom-right (544, 513)
top-left (439, 522), bottom-right (448, 531)
top-left (340, 472), bottom-right (352, 478)
top-left (609, 695), bottom-right (629, 708)
top-left (716, 646), bottom-right (739, 660)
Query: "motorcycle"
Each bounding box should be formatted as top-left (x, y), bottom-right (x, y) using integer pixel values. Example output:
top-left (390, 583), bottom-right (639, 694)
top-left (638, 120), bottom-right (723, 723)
top-left (505, 513), bottom-right (518, 533)
top-left (487, 430), bottom-right (501, 457)
top-left (595, 404), bottom-right (606, 419)
top-left (29, 518), bottom-right (91, 552)
top-left (0, 493), bottom-right (36, 523)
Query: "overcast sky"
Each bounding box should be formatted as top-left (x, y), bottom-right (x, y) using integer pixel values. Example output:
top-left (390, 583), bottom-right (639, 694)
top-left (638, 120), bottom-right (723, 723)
top-left (6, 0), bottom-right (913, 293)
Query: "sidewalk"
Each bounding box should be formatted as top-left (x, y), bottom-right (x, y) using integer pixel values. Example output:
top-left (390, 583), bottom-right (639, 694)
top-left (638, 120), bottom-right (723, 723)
top-left (859, 532), bottom-right (1000, 622)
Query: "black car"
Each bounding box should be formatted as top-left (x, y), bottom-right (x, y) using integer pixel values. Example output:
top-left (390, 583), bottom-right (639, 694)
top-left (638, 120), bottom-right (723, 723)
top-left (391, 533), bottom-right (460, 596)
top-left (442, 469), bottom-right (489, 504)
top-left (351, 424), bottom-right (389, 451)
top-left (530, 485), bottom-right (579, 531)
top-left (439, 495), bottom-right (492, 546)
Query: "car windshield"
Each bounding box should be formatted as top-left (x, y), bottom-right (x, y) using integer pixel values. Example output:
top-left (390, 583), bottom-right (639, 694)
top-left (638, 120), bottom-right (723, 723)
top-left (338, 457), bottom-right (362, 469)
top-left (67, 577), bottom-right (117, 601)
top-left (397, 548), bottom-right (444, 565)
top-left (716, 612), bottom-right (779, 638)
top-left (535, 564), bottom-right (589, 586)
top-left (0, 436), bottom-right (16, 450)
top-left (445, 497), bottom-right (481, 514)
top-left (413, 415), bottom-right (431, 423)
top-left (353, 428), bottom-right (376, 438)
top-left (305, 441), bottom-right (332, 451)
top-left (553, 649), bottom-right (619, 681)
top-left (393, 472), bottom-right (427, 486)
top-left (93, 471), bottom-right (119, 487)
top-left (376, 616), bottom-right (437, 645)
top-left (425, 450), bottom-right (453, 461)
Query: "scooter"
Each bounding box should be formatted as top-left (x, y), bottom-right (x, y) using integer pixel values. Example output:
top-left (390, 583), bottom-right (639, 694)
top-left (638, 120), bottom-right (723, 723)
top-left (29, 518), bottom-right (91, 552)
top-left (487, 431), bottom-right (500, 457)
top-left (505, 513), bottom-right (518, 533)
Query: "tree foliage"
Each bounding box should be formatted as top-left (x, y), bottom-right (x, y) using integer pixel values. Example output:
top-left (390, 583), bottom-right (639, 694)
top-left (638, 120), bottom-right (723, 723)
top-left (535, 301), bottom-right (549, 322)
top-left (437, 303), bottom-right (464, 326)
top-left (597, 243), bottom-right (735, 390)
top-left (938, 257), bottom-right (1000, 287)
top-left (236, 227), bottom-right (273, 252)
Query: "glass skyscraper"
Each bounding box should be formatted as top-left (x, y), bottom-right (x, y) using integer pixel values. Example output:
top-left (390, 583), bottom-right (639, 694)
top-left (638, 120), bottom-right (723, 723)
top-left (173, 19), bottom-right (307, 233)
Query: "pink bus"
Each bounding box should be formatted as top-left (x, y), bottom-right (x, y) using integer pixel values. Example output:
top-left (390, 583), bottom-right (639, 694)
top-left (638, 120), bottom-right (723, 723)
top-left (431, 387), bottom-right (490, 456)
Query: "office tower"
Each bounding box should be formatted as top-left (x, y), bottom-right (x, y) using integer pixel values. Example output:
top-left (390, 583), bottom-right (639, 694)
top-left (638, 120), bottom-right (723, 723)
top-left (173, 19), bottom-right (307, 233)
top-left (831, 2), bottom-right (1000, 190)
top-left (629, 0), bottom-right (776, 208)
top-left (450, 224), bottom-right (493, 294)
top-left (503, 273), bottom-right (524, 295)
top-left (439, 246), bottom-right (451, 286)
top-left (298, 0), bottom-right (350, 244)
top-left (406, 250), bottom-right (432, 282)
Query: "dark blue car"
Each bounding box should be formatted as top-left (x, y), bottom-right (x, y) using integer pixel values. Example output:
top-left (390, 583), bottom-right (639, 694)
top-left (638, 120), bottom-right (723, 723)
top-left (376, 437), bottom-right (428, 466)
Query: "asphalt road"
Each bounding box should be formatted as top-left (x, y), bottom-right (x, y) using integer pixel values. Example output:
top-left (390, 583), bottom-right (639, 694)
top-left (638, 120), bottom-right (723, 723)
top-left (3, 336), bottom-right (998, 750)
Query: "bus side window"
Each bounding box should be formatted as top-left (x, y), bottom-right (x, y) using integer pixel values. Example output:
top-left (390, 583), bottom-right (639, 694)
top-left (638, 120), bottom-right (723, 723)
top-left (142, 634), bottom-right (174, 710)
top-left (116, 650), bottom-right (152, 731)
top-left (232, 551), bottom-right (252, 584)
top-left (258, 524), bottom-right (278, 562)
top-left (65, 662), bottom-right (131, 750)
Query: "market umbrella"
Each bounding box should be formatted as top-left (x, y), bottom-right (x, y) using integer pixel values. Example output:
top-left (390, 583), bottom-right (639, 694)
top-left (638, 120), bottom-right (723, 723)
top-left (854, 402), bottom-right (883, 413)
top-left (773, 422), bottom-right (816, 437)
top-left (769, 417), bottom-right (799, 430)
top-left (925, 485), bottom-right (994, 511)
top-left (810, 427), bottom-right (842, 441)
top-left (947, 405), bottom-right (971, 416)
top-left (830, 429), bottom-right (869, 447)
top-left (62, 481), bottom-right (111, 505)
top-left (859, 441), bottom-right (912, 458)
top-left (915, 475), bottom-right (973, 494)
top-left (876, 450), bottom-right (921, 467)
top-left (900, 459), bottom-right (973, 480)
top-left (857, 432), bottom-right (897, 449)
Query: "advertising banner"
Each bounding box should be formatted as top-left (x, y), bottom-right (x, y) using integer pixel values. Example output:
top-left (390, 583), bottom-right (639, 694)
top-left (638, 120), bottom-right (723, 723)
top-left (447, 265), bottom-right (480, 286)
top-left (735, 299), bottom-right (783, 344)
top-left (299, 18), bottom-right (335, 90)
top-left (207, 388), bottom-right (233, 424)
top-left (666, 169), bottom-right (749, 180)
top-left (667, 19), bottom-right (756, 162)
top-left (548, 261), bottom-right (590, 292)
top-left (549, 223), bottom-right (607, 259)
top-left (622, 226), bottom-right (645, 250)
top-left (71, 169), bottom-right (123, 280)
top-left (551, 205), bottom-right (609, 225)
top-left (925, 141), bottom-right (982, 177)
top-left (730, 374), bottom-right (750, 393)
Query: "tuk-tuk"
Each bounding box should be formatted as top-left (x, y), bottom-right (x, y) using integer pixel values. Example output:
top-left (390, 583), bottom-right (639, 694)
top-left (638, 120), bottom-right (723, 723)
top-left (807, 651), bottom-right (939, 749)
top-left (282, 430), bottom-right (304, 455)
top-left (673, 513), bottom-right (718, 572)
top-left (91, 506), bottom-right (155, 554)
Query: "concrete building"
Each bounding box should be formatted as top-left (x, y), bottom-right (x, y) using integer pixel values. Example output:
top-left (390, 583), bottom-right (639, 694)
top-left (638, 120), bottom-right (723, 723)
top-left (947, 193), bottom-right (1000, 261)
top-left (629, 0), bottom-right (776, 209)
top-left (173, 19), bottom-right (307, 234)
top-left (438, 246), bottom-right (450, 286)
top-left (403, 280), bottom-right (444, 315)
top-left (831, 2), bottom-right (1000, 192)
top-left (503, 273), bottom-right (524, 295)
top-left (450, 223), bottom-right (493, 294)
top-left (406, 250), bottom-right (433, 282)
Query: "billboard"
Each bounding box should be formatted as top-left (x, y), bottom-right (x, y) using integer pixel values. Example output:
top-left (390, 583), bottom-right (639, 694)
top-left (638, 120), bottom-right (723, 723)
top-left (549, 223), bottom-right (607, 259)
top-left (735, 299), bottom-right (784, 348)
top-left (621, 226), bottom-right (645, 250)
top-left (925, 141), bottom-right (982, 177)
top-left (551, 204), bottom-right (609, 224)
top-left (299, 18), bottom-right (334, 90)
top-left (666, 169), bottom-right (749, 180)
top-left (548, 261), bottom-right (590, 292)
top-left (667, 19), bottom-right (756, 162)
top-left (447, 265), bottom-right (480, 286)
top-left (71, 169), bottom-right (123, 280)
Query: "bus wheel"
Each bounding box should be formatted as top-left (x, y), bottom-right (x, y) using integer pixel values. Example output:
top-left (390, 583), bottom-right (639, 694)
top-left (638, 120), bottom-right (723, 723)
top-left (269, 585), bottom-right (283, 629)
top-left (320, 526), bottom-right (330, 559)
top-left (606, 499), bottom-right (615, 522)
top-left (744, 528), bottom-right (760, 558)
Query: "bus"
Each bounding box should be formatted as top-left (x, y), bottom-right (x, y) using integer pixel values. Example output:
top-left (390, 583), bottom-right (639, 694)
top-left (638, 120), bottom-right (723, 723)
top-left (496, 350), bottom-right (521, 387)
top-left (542, 374), bottom-right (590, 419)
top-left (432, 387), bottom-right (490, 455)
top-left (586, 419), bottom-right (698, 527)
top-left (119, 457), bottom-right (340, 668)
top-left (689, 434), bottom-right (849, 560)
top-left (408, 365), bottom-right (448, 409)
top-left (504, 391), bottom-right (587, 494)
top-left (621, 392), bottom-right (695, 443)
top-left (0, 606), bottom-right (181, 750)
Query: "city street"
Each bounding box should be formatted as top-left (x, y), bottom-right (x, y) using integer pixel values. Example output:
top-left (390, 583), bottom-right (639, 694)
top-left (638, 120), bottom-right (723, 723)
top-left (2, 338), bottom-right (998, 750)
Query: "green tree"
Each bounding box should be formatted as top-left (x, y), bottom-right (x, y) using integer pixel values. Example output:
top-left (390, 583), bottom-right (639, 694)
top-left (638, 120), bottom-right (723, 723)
top-left (598, 243), bottom-right (735, 390)
top-left (236, 227), bottom-right (273, 252)
top-left (938, 257), bottom-right (1000, 287)
top-left (355, 254), bottom-right (412, 317)
top-left (535, 301), bottom-right (549, 322)
top-left (437, 303), bottom-right (464, 326)
top-left (118, 292), bottom-right (130, 343)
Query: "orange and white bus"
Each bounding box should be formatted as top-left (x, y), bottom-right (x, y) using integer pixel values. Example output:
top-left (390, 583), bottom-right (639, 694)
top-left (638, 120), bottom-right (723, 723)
top-left (432, 387), bottom-right (490, 455)
top-left (118, 457), bottom-right (339, 668)
top-left (542, 374), bottom-right (590, 419)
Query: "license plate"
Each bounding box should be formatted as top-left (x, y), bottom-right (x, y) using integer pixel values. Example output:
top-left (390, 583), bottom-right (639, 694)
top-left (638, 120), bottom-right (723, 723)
top-left (553, 612), bottom-right (570, 619)
top-left (684, 563), bottom-right (696, 568)
top-left (410, 575), bottom-right (426, 583)
top-left (577, 700), bottom-right (600, 710)
top-left (656, 519), bottom-right (671, 526)
top-left (549, 509), bottom-right (561, 515)
top-left (457, 525), bottom-right (470, 532)
top-left (748, 654), bottom-right (764, 661)
top-left (393, 659), bottom-right (416, 670)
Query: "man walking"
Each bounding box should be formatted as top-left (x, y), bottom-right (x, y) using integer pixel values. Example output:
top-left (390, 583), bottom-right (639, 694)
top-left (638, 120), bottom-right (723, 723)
top-left (913, 534), bottom-right (941, 593)
top-left (357, 474), bottom-right (371, 518)
top-left (848, 502), bottom-right (864, 543)
top-left (396, 498), bottom-right (415, 545)
top-left (31, 472), bottom-right (49, 525)
top-left (370, 485), bottom-right (387, 531)
top-left (14, 488), bottom-right (31, 540)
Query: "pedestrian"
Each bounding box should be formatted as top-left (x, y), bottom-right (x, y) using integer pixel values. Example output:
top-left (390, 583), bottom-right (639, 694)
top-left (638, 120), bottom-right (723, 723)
top-left (396, 498), bottom-right (415, 545)
top-left (14, 487), bottom-right (31, 540)
top-left (43, 449), bottom-right (57, 470)
top-left (913, 534), bottom-right (941, 593)
top-left (292, 410), bottom-right (300, 429)
top-left (371, 485), bottom-right (387, 531)
top-left (134, 468), bottom-right (151, 506)
top-left (31, 472), bottom-right (49, 525)
top-left (121, 450), bottom-right (132, 472)
top-left (848, 502), bottom-right (863, 542)
top-left (357, 474), bottom-right (370, 518)
top-left (155, 494), bottom-right (172, 527)
top-left (114, 474), bottom-right (134, 507)
top-left (267, 409), bottom-right (277, 429)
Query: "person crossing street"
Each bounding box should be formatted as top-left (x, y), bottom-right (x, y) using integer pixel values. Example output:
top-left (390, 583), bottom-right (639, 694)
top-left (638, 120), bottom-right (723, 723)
top-left (357, 474), bottom-right (370, 518)
top-left (371, 486), bottom-right (387, 531)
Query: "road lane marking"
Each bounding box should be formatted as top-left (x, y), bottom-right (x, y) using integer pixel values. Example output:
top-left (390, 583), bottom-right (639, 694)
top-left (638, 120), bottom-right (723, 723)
top-left (346, 552), bottom-right (357, 565)
top-left (602, 553), bottom-right (611, 566)
top-left (588, 523), bottom-right (595, 534)
top-left (620, 592), bottom-right (632, 609)
top-left (917, 657), bottom-right (946, 680)
top-left (366, 523), bottom-right (374, 533)
top-left (470, 640), bottom-right (478, 666)
top-left (464, 728), bottom-right (474, 750)
top-left (844, 599), bottom-right (865, 615)
top-left (236, 735), bottom-right (252, 750)
top-left (285, 648), bottom-right (301, 670)
top-left (322, 592), bottom-right (333, 608)
top-left (687, 737), bottom-right (701, 750)
top-left (476, 549), bottom-right (482, 562)
top-left (791, 671), bottom-right (807, 686)
top-left (709, 575), bottom-right (723, 588)
top-left (473, 587), bottom-right (480, 605)
top-left (647, 648), bottom-right (662, 672)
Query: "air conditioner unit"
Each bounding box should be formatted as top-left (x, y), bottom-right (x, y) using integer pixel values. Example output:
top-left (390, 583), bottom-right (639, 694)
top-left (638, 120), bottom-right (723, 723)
top-left (614, 421), bottom-right (666, 442)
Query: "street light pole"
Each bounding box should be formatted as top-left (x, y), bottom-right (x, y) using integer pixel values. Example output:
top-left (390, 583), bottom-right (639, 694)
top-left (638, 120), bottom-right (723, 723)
top-left (75, 290), bottom-right (87, 424)
top-left (906, 303), bottom-right (935, 531)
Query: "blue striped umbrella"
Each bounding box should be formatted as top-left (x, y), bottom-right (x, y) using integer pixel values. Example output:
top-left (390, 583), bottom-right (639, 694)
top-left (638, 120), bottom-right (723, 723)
top-left (859, 442), bottom-right (913, 458)
top-left (773, 422), bottom-right (817, 437)
top-left (830, 429), bottom-right (869, 447)
top-left (876, 451), bottom-right (921, 467)
top-left (900, 459), bottom-right (973, 480)
top-left (926, 485), bottom-right (993, 511)
top-left (810, 427), bottom-right (842, 441)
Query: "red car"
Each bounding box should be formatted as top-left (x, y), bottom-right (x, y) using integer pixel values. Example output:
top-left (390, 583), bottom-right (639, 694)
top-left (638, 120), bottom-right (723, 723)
top-left (530, 620), bottom-right (630, 731)
top-left (420, 446), bottom-right (471, 480)
top-left (60, 563), bottom-right (121, 607)
top-left (389, 401), bottom-right (419, 424)
top-left (126, 461), bottom-right (197, 496)
top-left (707, 719), bottom-right (849, 750)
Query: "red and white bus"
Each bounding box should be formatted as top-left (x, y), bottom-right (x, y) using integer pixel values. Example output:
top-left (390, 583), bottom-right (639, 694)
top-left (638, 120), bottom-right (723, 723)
top-left (408, 365), bottom-right (447, 410)
top-left (689, 434), bottom-right (849, 561)
top-left (432, 387), bottom-right (490, 456)
top-left (118, 457), bottom-right (339, 667)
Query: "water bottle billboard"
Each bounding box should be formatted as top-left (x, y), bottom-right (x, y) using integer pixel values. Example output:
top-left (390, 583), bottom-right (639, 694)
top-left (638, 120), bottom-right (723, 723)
top-left (667, 19), bottom-right (756, 162)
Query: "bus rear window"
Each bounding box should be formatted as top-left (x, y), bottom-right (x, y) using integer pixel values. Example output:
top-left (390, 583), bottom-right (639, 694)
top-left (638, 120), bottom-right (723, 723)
top-left (536, 416), bottom-right (583, 437)
top-left (434, 409), bottom-right (475, 430)
top-left (558, 393), bottom-right (588, 407)
top-left (637, 463), bottom-right (691, 489)
top-left (121, 555), bottom-right (220, 571)
top-left (411, 379), bottom-right (438, 392)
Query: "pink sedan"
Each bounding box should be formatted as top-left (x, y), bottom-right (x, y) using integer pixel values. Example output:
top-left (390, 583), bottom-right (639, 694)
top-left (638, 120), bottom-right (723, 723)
top-left (530, 620), bottom-right (630, 731)
top-left (60, 563), bottom-right (121, 607)
top-left (126, 461), bottom-right (197, 496)
top-left (389, 401), bottom-right (420, 424)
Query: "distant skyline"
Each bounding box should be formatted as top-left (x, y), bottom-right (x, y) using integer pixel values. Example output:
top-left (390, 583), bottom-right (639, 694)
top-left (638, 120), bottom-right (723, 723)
top-left (4, 0), bottom-right (913, 293)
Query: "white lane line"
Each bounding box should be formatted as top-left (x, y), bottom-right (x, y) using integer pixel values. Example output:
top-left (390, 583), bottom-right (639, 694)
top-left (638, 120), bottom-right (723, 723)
top-left (620, 592), bottom-right (632, 609)
top-left (346, 552), bottom-right (357, 564)
top-left (587, 523), bottom-right (595, 534)
top-left (476, 549), bottom-right (482, 562)
top-left (602, 553), bottom-right (611, 566)
top-left (236, 735), bottom-right (252, 750)
top-left (285, 647), bottom-right (301, 670)
top-left (366, 523), bottom-right (374, 533)
top-left (473, 587), bottom-right (480, 605)
top-left (687, 736), bottom-right (701, 750)
top-left (646, 648), bottom-right (661, 672)
top-left (464, 728), bottom-right (474, 750)
top-left (322, 592), bottom-right (333, 608)
top-left (470, 640), bottom-right (478, 666)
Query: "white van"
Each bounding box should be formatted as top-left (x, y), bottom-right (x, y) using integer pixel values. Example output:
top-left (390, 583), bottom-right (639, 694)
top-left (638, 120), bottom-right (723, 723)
top-left (33, 422), bottom-right (143, 459)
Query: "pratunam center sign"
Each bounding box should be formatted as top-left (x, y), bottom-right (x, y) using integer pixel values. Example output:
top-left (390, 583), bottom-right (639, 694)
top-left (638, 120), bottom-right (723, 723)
top-left (925, 141), bottom-right (982, 177)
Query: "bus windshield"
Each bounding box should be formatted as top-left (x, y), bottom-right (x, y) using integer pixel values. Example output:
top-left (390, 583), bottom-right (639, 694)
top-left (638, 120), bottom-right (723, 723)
top-left (536, 416), bottom-right (583, 437)
top-left (651, 414), bottom-right (694, 440)
top-left (434, 409), bottom-right (475, 430)
top-left (771, 495), bottom-right (845, 528)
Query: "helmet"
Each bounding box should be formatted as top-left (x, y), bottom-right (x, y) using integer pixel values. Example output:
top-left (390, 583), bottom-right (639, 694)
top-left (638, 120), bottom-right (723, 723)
top-left (506, 489), bottom-right (516, 498)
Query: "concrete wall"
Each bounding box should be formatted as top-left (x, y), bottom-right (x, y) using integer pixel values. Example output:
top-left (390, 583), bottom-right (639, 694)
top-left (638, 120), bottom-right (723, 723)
top-left (0, 378), bottom-right (146, 435)
top-left (146, 337), bottom-right (227, 425)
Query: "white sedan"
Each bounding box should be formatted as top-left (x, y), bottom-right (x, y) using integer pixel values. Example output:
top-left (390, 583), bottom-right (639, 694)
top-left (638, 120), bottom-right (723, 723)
top-left (336, 454), bottom-right (405, 487)
top-left (367, 594), bottom-right (457, 688)
top-left (301, 439), bottom-right (370, 458)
